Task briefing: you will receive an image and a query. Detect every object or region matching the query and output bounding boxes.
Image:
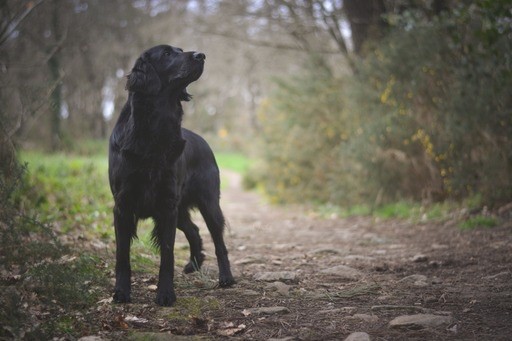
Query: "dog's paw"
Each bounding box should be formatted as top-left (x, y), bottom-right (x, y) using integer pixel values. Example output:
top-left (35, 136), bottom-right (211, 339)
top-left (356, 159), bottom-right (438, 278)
top-left (155, 289), bottom-right (176, 307)
top-left (183, 254), bottom-right (205, 274)
top-left (183, 262), bottom-right (197, 274)
top-left (219, 275), bottom-right (236, 288)
top-left (113, 289), bottom-right (131, 303)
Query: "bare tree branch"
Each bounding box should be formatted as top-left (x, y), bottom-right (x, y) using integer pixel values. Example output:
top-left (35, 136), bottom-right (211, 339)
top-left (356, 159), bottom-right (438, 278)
top-left (0, 0), bottom-right (46, 48)
top-left (198, 28), bottom-right (341, 54)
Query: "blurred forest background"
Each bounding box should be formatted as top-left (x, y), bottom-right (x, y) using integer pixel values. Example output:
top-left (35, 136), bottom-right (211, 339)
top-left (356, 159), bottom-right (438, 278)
top-left (1, 0), bottom-right (511, 208)
top-left (0, 0), bottom-right (511, 338)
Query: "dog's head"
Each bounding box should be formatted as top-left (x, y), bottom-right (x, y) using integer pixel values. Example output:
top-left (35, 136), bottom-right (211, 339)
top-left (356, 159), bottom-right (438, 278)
top-left (126, 44), bottom-right (205, 100)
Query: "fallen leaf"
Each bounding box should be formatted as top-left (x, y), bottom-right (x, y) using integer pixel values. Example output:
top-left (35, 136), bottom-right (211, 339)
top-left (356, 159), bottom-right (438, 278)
top-left (216, 322), bottom-right (246, 336)
top-left (114, 315), bottom-right (129, 329)
top-left (242, 309), bottom-right (252, 317)
top-left (97, 297), bottom-right (113, 304)
top-left (125, 314), bottom-right (149, 325)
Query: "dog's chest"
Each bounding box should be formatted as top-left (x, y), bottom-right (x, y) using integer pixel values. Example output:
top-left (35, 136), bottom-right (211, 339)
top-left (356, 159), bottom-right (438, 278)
top-left (133, 163), bottom-right (179, 218)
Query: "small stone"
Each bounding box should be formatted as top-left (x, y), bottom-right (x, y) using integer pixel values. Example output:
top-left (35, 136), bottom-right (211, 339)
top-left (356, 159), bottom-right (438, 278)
top-left (389, 314), bottom-right (453, 329)
top-left (344, 332), bottom-right (371, 341)
top-left (266, 281), bottom-right (291, 296)
top-left (398, 274), bottom-right (428, 287)
top-left (351, 314), bottom-right (379, 323)
top-left (318, 306), bottom-right (357, 315)
top-left (254, 271), bottom-right (297, 282)
top-left (147, 284), bottom-right (158, 291)
top-left (245, 306), bottom-right (290, 315)
top-left (429, 260), bottom-right (440, 267)
top-left (412, 254), bottom-right (428, 262)
top-left (310, 248), bottom-right (341, 255)
top-left (344, 255), bottom-right (375, 261)
top-left (241, 289), bottom-right (259, 296)
top-left (431, 277), bottom-right (443, 285)
top-left (320, 265), bottom-right (364, 280)
top-left (234, 256), bottom-right (264, 265)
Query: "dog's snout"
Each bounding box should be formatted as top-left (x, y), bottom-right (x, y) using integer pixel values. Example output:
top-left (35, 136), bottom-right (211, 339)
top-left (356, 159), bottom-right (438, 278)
top-left (193, 52), bottom-right (206, 61)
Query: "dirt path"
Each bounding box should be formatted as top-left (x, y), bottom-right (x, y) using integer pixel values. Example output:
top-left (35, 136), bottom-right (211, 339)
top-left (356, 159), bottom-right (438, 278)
top-left (105, 171), bottom-right (512, 340)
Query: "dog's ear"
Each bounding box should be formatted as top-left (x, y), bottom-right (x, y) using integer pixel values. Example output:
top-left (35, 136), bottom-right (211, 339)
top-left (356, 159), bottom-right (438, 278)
top-left (179, 88), bottom-right (192, 102)
top-left (125, 55), bottom-right (161, 95)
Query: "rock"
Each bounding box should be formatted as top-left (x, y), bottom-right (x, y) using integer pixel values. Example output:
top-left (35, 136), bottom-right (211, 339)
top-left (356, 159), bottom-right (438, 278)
top-left (431, 277), bottom-right (443, 285)
top-left (241, 289), bottom-right (259, 296)
top-left (234, 256), bottom-right (265, 265)
top-left (244, 306), bottom-right (290, 315)
top-left (484, 271), bottom-right (511, 281)
top-left (266, 281), bottom-right (291, 296)
top-left (128, 332), bottom-right (200, 340)
top-left (398, 274), bottom-right (428, 287)
top-left (147, 284), bottom-right (158, 291)
top-left (320, 265), bottom-right (364, 280)
top-left (309, 248), bottom-right (341, 255)
top-left (389, 314), bottom-right (453, 329)
top-left (318, 306), bottom-right (357, 315)
top-left (78, 337), bottom-right (104, 341)
top-left (344, 332), bottom-right (371, 341)
top-left (412, 254), bottom-right (428, 262)
top-left (371, 305), bottom-right (429, 313)
top-left (254, 271), bottom-right (297, 282)
top-left (351, 314), bottom-right (378, 323)
top-left (344, 255), bottom-right (375, 261)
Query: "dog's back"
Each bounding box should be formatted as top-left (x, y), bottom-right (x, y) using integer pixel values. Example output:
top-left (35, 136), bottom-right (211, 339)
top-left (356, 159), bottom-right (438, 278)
top-left (178, 128), bottom-right (222, 210)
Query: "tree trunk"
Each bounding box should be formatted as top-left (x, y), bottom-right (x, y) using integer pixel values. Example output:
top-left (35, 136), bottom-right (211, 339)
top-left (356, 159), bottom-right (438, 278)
top-left (48, 1), bottom-right (62, 151)
top-left (344, 0), bottom-right (387, 56)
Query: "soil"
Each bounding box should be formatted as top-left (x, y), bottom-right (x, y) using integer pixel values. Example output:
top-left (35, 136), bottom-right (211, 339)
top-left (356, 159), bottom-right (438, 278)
top-left (68, 172), bottom-right (512, 340)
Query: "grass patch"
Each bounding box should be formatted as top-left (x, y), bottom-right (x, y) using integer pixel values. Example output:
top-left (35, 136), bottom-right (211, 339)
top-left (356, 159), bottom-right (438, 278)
top-left (162, 296), bottom-right (221, 322)
top-left (215, 152), bottom-right (251, 174)
top-left (27, 254), bottom-right (109, 308)
top-left (19, 151), bottom-right (113, 239)
top-left (314, 203), bottom-right (372, 218)
top-left (374, 201), bottom-right (421, 219)
top-left (459, 215), bottom-right (498, 229)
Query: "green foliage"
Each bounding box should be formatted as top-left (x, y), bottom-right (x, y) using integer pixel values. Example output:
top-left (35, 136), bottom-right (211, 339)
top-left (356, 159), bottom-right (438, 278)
top-left (256, 2), bottom-right (512, 208)
top-left (1, 162), bottom-right (63, 268)
top-left (459, 215), bottom-right (499, 229)
top-left (374, 202), bottom-right (420, 220)
top-left (27, 255), bottom-right (108, 308)
top-left (215, 152), bottom-right (251, 174)
top-left (18, 151), bottom-right (113, 238)
top-left (354, 2), bottom-right (512, 205)
top-left (0, 154), bottom-right (109, 339)
top-left (257, 62), bottom-right (366, 205)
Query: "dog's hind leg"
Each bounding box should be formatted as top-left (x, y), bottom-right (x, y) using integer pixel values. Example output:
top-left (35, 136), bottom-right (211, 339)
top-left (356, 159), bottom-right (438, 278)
top-left (198, 201), bottom-right (236, 287)
top-left (178, 209), bottom-right (205, 274)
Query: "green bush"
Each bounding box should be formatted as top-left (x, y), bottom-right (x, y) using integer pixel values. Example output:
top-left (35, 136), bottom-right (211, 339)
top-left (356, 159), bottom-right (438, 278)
top-left (0, 154), bottom-right (109, 339)
top-left (257, 2), bottom-right (512, 208)
top-left (257, 63), bottom-right (366, 205)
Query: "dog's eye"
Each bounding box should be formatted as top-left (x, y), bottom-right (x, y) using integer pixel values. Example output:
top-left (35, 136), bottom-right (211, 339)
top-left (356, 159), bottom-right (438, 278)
top-left (164, 50), bottom-right (171, 56)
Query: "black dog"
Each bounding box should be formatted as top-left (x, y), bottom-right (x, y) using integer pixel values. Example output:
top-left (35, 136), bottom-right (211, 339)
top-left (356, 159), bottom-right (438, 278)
top-left (108, 44), bottom-right (235, 306)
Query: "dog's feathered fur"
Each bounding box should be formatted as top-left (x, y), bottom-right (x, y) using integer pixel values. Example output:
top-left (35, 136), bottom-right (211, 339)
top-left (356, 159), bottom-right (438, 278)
top-left (108, 44), bottom-right (235, 306)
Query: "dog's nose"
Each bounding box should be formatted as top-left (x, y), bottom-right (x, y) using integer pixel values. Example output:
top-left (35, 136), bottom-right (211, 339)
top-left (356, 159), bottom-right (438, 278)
top-left (193, 52), bottom-right (206, 61)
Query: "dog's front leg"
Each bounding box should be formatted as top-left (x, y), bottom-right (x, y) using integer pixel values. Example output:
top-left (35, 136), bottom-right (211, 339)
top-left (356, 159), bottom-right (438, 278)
top-left (154, 210), bottom-right (178, 306)
top-left (113, 206), bottom-right (136, 303)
